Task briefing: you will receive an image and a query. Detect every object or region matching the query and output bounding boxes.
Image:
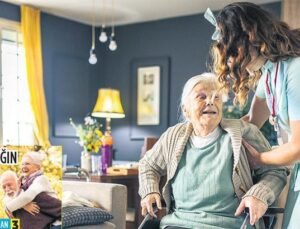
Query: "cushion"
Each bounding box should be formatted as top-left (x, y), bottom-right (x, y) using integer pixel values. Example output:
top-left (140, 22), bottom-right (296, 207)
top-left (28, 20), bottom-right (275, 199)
top-left (62, 191), bottom-right (99, 208)
top-left (62, 206), bottom-right (113, 228)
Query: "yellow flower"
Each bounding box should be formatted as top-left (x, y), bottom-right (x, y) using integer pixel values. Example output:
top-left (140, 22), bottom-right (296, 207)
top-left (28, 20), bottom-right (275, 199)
top-left (97, 142), bottom-right (101, 148)
top-left (87, 144), bottom-right (93, 151)
top-left (95, 129), bottom-right (103, 137)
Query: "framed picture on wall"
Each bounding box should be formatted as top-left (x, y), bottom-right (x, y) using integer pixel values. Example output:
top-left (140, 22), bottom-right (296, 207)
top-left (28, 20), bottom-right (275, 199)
top-left (130, 57), bottom-right (170, 140)
top-left (137, 66), bottom-right (160, 125)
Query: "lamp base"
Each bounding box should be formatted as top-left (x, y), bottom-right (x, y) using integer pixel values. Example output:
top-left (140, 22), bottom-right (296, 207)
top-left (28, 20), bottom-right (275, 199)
top-left (105, 117), bottom-right (111, 133)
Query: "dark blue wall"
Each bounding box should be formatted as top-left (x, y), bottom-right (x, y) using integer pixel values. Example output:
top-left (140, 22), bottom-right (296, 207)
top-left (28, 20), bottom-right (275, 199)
top-left (0, 1), bottom-right (281, 164)
top-left (41, 14), bottom-right (106, 165)
top-left (0, 1), bottom-right (20, 21)
top-left (105, 2), bottom-right (282, 161)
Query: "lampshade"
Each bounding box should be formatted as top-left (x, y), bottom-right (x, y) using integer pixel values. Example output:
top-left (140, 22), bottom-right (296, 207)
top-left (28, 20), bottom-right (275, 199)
top-left (92, 88), bottom-right (125, 118)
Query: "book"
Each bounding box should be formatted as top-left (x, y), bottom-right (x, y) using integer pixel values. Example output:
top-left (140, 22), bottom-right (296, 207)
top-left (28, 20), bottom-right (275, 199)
top-left (107, 167), bottom-right (138, 175)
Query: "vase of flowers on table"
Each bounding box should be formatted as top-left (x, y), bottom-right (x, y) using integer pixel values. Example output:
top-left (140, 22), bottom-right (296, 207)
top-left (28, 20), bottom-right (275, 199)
top-left (70, 116), bottom-right (103, 172)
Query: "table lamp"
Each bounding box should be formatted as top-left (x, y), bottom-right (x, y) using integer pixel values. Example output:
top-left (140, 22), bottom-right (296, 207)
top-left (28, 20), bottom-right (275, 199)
top-left (92, 88), bottom-right (125, 173)
top-left (92, 88), bottom-right (125, 133)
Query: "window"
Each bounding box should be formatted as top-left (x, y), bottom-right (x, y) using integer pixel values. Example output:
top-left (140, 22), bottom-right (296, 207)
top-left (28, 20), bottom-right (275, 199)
top-left (0, 18), bottom-right (34, 145)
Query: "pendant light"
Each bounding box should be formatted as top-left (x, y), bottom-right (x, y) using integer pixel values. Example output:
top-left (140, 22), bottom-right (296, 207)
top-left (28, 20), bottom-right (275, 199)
top-left (99, 0), bottom-right (108, 43)
top-left (89, 0), bottom-right (97, 64)
top-left (108, 0), bottom-right (117, 51)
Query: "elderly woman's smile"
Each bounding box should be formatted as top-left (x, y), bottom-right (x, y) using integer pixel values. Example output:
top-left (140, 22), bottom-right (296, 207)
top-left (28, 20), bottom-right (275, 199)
top-left (201, 106), bottom-right (218, 115)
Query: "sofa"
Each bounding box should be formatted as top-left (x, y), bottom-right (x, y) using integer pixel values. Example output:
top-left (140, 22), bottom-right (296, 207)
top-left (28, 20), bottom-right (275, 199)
top-left (62, 181), bottom-right (127, 229)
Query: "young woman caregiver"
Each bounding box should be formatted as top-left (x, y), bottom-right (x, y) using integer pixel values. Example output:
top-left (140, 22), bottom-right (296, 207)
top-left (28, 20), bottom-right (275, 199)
top-left (205, 2), bottom-right (300, 228)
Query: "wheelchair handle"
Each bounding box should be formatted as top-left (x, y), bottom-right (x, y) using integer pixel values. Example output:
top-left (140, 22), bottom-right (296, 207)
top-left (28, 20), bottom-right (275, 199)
top-left (138, 206), bottom-right (158, 229)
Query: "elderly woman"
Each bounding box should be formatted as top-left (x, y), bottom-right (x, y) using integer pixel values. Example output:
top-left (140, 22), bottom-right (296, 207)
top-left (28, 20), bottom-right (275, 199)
top-left (139, 73), bottom-right (288, 229)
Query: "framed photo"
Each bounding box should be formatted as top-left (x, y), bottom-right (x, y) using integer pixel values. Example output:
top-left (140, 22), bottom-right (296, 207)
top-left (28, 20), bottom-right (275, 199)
top-left (137, 66), bottom-right (160, 125)
top-left (130, 57), bottom-right (170, 140)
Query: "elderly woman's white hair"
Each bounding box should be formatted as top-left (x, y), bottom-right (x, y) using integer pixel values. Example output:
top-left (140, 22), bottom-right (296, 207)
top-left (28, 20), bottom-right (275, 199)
top-left (0, 170), bottom-right (18, 184)
top-left (180, 72), bottom-right (226, 121)
top-left (23, 151), bottom-right (45, 166)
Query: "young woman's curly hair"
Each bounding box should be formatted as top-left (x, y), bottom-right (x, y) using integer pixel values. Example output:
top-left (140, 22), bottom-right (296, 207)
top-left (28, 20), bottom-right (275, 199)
top-left (211, 2), bottom-right (300, 106)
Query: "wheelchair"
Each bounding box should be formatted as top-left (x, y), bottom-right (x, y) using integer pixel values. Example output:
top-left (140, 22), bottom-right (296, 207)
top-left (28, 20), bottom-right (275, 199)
top-left (138, 205), bottom-right (284, 229)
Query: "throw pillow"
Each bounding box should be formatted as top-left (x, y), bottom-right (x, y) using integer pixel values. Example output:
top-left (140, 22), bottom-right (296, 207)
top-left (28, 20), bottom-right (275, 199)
top-left (62, 206), bottom-right (113, 228)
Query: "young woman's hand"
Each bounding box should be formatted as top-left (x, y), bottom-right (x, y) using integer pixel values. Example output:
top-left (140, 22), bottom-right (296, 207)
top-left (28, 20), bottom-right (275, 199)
top-left (141, 193), bottom-right (162, 218)
top-left (235, 196), bottom-right (268, 225)
top-left (23, 202), bottom-right (40, 215)
top-left (241, 114), bottom-right (250, 122)
top-left (242, 140), bottom-right (262, 169)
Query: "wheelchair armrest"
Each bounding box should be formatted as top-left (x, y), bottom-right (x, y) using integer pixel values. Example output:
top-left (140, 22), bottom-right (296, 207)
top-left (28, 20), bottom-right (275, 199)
top-left (244, 207), bottom-right (284, 216)
top-left (264, 207), bottom-right (284, 216)
top-left (241, 207), bottom-right (285, 229)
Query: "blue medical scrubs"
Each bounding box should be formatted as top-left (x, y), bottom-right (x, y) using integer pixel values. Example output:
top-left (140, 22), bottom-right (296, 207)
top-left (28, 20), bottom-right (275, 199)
top-left (256, 57), bottom-right (300, 229)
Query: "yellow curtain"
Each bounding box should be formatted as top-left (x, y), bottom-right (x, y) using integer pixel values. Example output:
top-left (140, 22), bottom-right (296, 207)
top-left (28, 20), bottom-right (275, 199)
top-left (21, 5), bottom-right (50, 147)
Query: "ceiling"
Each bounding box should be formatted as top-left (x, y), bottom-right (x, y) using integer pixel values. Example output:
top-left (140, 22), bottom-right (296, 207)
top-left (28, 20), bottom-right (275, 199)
top-left (2, 0), bottom-right (280, 26)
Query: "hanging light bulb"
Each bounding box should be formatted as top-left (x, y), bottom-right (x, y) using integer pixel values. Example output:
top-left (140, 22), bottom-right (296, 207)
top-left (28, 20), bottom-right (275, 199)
top-left (89, 0), bottom-right (97, 64)
top-left (89, 49), bottom-right (97, 64)
top-left (109, 39), bottom-right (117, 51)
top-left (99, 26), bottom-right (108, 43)
top-left (99, 0), bottom-right (108, 43)
top-left (99, 31), bottom-right (108, 42)
top-left (109, 32), bottom-right (117, 51)
top-left (108, 0), bottom-right (117, 51)
top-left (89, 24), bottom-right (97, 64)
top-left (109, 40), bottom-right (117, 51)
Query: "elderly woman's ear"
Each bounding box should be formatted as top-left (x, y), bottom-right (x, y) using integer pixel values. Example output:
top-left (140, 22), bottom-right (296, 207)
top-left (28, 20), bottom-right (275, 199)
top-left (181, 105), bottom-right (190, 120)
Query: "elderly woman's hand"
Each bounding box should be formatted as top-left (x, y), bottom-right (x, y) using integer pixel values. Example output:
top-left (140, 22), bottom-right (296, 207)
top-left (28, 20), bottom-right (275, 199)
top-left (141, 193), bottom-right (162, 218)
top-left (235, 196), bottom-right (268, 225)
top-left (23, 202), bottom-right (40, 216)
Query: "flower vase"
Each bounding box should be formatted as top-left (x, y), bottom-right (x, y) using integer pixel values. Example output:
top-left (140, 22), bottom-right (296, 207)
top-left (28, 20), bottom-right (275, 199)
top-left (91, 154), bottom-right (101, 174)
top-left (81, 151), bottom-right (92, 172)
